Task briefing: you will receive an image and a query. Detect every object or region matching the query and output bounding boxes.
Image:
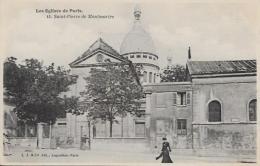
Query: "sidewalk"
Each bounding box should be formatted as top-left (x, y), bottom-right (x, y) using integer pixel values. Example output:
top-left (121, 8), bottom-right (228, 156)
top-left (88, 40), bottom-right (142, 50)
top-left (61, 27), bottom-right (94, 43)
top-left (3, 146), bottom-right (257, 164)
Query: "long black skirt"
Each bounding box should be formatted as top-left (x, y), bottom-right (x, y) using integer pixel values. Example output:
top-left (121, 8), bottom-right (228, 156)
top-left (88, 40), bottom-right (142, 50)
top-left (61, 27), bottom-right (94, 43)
top-left (158, 151), bottom-right (173, 163)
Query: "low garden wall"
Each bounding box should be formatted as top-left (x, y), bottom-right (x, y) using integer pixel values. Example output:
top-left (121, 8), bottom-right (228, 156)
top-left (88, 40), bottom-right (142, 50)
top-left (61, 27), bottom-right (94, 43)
top-left (9, 137), bottom-right (37, 148)
top-left (91, 137), bottom-right (148, 152)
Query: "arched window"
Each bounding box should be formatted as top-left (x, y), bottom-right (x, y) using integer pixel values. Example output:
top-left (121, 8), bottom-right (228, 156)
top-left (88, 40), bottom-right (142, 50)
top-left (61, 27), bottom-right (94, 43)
top-left (143, 71), bottom-right (147, 83)
top-left (249, 99), bottom-right (256, 121)
top-left (208, 100), bottom-right (221, 122)
top-left (149, 72), bottom-right (152, 83)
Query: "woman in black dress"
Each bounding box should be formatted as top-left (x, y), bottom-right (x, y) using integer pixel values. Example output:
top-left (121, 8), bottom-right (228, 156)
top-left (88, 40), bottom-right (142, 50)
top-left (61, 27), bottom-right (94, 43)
top-left (156, 137), bottom-right (173, 163)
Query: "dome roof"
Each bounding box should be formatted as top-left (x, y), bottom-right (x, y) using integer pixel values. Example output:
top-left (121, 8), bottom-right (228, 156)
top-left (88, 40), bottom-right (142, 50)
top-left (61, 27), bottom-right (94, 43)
top-left (120, 6), bottom-right (156, 55)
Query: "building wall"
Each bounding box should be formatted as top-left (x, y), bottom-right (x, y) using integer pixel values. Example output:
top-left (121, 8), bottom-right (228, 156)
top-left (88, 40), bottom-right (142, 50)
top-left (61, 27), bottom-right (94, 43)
top-left (123, 52), bottom-right (159, 67)
top-left (192, 75), bottom-right (257, 152)
top-left (94, 114), bottom-right (146, 138)
top-left (192, 76), bottom-right (256, 123)
top-left (144, 82), bottom-right (193, 150)
top-left (59, 67), bottom-right (91, 98)
top-left (62, 113), bottom-right (145, 147)
top-left (140, 65), bottom-right (160, 84)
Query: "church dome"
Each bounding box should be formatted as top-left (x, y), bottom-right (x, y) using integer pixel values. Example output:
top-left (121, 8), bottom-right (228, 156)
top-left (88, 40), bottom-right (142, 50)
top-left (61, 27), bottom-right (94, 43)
top-left (120, 6), bottom-right (156, 55)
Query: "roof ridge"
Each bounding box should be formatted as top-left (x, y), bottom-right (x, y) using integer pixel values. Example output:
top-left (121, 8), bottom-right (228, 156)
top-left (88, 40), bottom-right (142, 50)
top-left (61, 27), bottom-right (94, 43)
top-left (72, 39), bottom-right (101, 63)
top-left (99, 38), bottom-right (120, 55)
top-left (188, 59), bottom-right (256, 62)
top-left (70, 38), bottom-right (125, 67)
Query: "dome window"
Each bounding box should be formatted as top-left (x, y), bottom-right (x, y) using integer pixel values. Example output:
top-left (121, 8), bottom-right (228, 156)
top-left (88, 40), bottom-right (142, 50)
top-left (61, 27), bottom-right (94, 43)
top-left (130, 55), bottom-right (134, 58)
top-left (149, 56), bottom-right (152, 59)
top-left (143, 71), bottom-right (147, 82)
top-left (149, 72), bottom-right (152, 83)
top-left (143, 55), bottom-right (147, 58)
top-left (137, 55), bottom-right (141, 58)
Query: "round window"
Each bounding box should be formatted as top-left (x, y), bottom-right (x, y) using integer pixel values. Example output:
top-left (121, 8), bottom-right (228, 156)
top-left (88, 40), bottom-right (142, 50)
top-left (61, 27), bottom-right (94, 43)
top-left (96, 54), bottom-right (104, 62)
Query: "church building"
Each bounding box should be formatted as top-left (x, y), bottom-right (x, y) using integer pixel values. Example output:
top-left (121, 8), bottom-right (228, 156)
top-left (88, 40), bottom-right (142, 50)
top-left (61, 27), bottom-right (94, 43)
top-left (52, 6), bottom-right (256, 155)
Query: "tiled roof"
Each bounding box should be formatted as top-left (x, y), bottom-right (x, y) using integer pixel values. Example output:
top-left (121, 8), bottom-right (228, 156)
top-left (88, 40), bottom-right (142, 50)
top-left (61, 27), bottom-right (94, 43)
top-left (187, 60), bottom-right (256, 76)
top-left (70, 38), bottom-right (125, 66)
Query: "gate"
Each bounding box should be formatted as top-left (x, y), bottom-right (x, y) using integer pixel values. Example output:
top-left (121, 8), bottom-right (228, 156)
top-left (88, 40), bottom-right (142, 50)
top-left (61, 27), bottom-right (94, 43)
top-left (37, 122), bottom-right (56, 149)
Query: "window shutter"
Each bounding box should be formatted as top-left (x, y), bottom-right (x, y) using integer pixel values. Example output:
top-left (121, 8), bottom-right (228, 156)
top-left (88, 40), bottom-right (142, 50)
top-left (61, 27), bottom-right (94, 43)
top-left (173, 92), bottom-right (177, 105)
top-left (187, 92), bottom-right (191, 105)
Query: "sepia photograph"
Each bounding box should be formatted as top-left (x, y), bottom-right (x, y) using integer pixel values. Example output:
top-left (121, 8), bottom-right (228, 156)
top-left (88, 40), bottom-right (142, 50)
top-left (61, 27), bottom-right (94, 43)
top-left (1, 0), bottom-right (258, 165)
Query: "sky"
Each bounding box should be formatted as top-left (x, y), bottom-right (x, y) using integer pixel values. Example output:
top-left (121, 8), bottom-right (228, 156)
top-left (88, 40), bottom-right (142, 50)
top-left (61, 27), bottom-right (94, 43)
top-left (1, 0), bottom-right (258, 69)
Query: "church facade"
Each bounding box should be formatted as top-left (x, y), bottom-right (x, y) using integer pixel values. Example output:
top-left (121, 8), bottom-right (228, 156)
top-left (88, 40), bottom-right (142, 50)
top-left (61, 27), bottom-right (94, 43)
top-left (52, 6), bottom-right (256, 155)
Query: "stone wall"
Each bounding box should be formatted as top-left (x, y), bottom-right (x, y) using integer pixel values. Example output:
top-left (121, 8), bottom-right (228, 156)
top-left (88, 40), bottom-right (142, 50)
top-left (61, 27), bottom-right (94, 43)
top-left (92, 137), bottom-right (148, 152)
top-left (192, 123), bottom-right (256, 155)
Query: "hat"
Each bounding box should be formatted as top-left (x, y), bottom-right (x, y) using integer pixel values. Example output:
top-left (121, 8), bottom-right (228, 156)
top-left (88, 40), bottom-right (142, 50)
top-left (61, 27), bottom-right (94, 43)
top-left (162, 137), bottom-right (167, 141)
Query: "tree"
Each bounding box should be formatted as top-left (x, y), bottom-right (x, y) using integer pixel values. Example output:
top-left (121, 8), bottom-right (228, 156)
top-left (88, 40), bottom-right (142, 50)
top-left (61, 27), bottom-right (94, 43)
top-left (4, 57), bottom-right (76, 125)
top-left (160, 64), bottom-right (187, 82)
top-left (64, 96), bottom-right (81, 115)
top-left (82, 62), bottom-right (143, 137)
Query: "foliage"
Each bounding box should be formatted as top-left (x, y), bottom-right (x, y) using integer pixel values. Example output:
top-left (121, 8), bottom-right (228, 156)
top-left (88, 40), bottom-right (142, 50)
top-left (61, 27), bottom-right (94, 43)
top-left (4, 57), bottom-right (76, 124)
top-left (81, 62), bottom-right (143, 137)
top-left (64, 96), bottom-right (81, 115)
top-left (160, 64), bottom-right (187, 82)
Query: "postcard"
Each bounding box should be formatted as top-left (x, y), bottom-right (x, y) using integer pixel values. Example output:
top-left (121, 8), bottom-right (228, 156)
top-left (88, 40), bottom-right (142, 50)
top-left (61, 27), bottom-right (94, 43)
top-left (1, 0), bottom-right (258, 165)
